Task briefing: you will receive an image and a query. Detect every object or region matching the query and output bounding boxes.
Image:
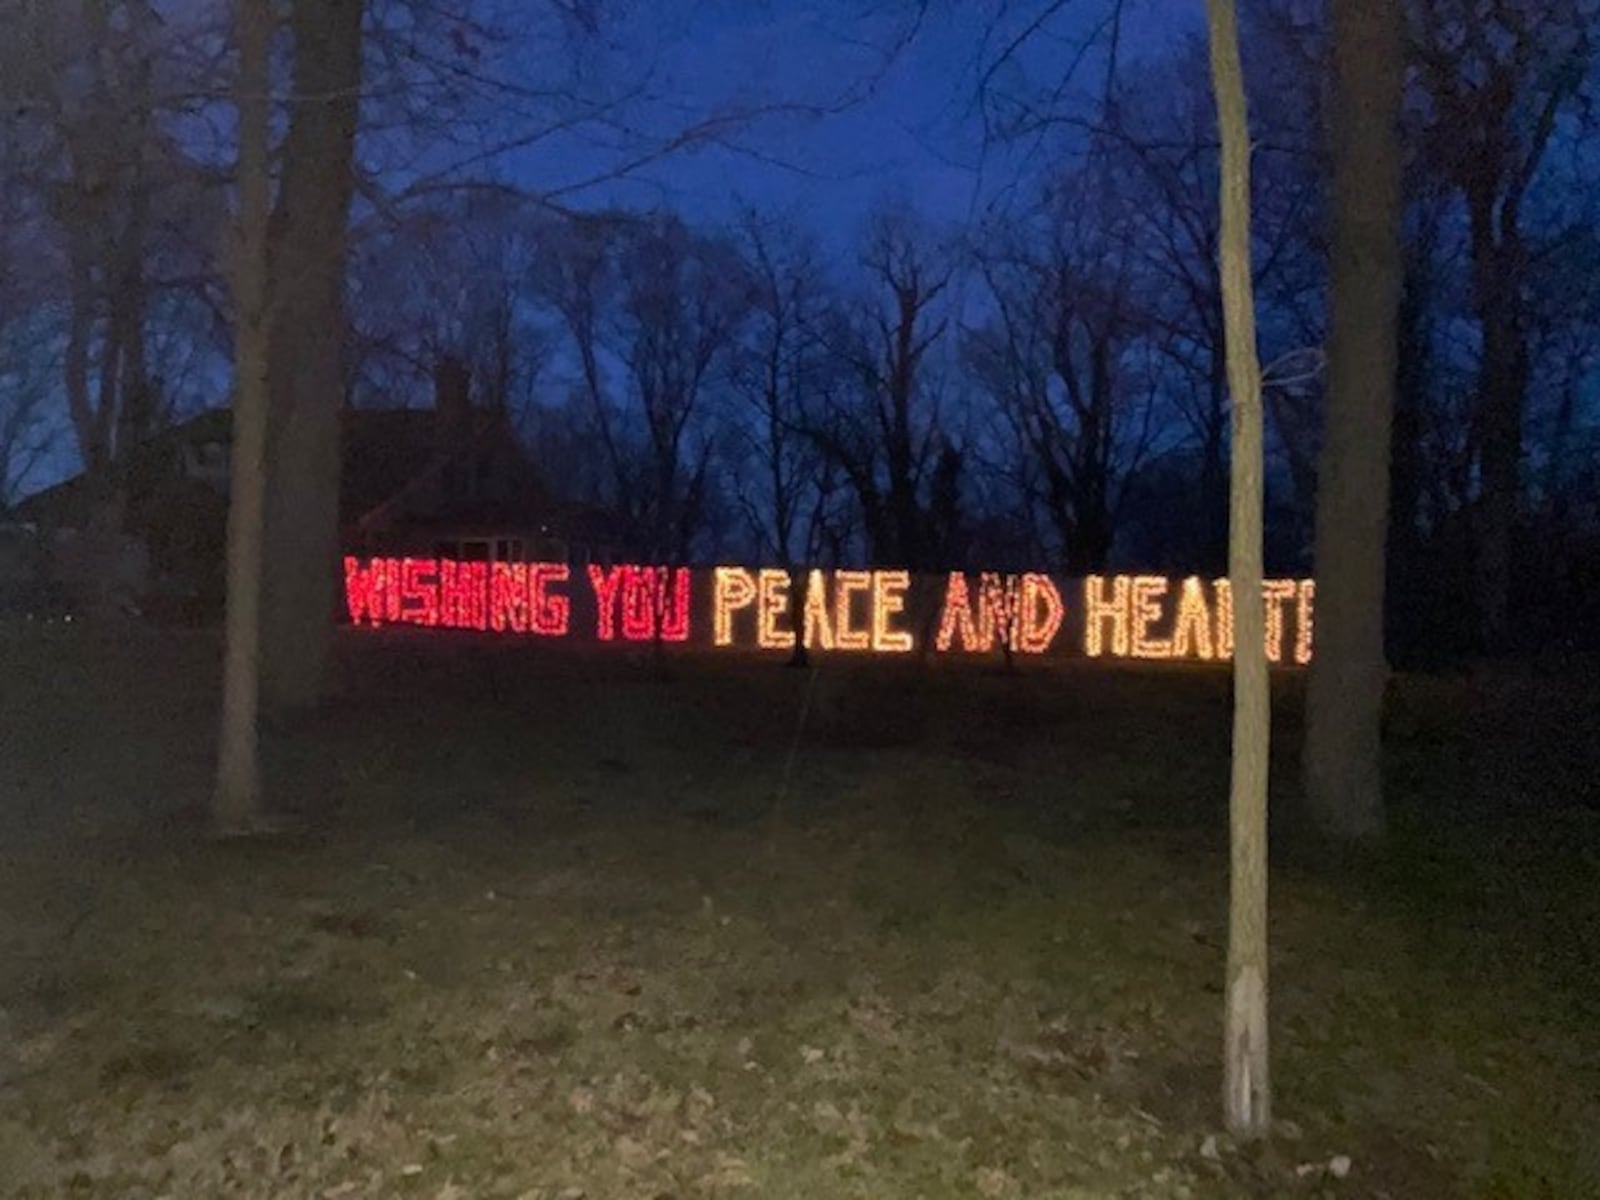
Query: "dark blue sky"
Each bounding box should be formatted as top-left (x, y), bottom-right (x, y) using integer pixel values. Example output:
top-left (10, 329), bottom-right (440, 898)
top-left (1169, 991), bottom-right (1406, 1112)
top-left (498, 0), bottom-right (1195, 250)
top-left (17, 1), bottom-right (1200, 497)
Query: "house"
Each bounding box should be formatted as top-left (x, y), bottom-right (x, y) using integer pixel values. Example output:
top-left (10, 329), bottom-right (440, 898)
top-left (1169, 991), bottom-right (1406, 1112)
top-left (8, 410), bottom-right (229, 616)
top-left (342, 360), bottom-right (624, 567)
top-left (10, 358), bottom-right (621, 617)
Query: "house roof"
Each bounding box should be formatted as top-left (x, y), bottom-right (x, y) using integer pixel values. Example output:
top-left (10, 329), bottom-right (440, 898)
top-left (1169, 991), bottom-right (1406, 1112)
top-left (15, 408), bottom-right (233, 526)
top-left (17, 405), bottom-right (613, 547)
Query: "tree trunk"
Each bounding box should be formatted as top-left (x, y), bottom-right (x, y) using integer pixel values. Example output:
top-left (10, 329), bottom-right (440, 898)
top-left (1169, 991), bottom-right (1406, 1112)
top-left (1386, 252), bottom-right (1428, 661)
top-left (1205, 0), bottom-right (1271, 1141)
top-left (1303, 0), bottom-right (1404, 843)
top-left (215, 0), bottom-right (273, 832)
top-left (1201, 363), bottom-right (1228, 574)
top-left (787, 564), bottom-right (811, 669)
top-left (259, 0), bottom-right (364, 715)
top-left (1472, 298), bottom-right (1527, 652)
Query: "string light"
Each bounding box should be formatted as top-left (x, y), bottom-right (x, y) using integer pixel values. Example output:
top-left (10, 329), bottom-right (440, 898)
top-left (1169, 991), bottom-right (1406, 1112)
top-left (598, 565), bottom-right (693, 642)
top-left (619, 566), bottom-right (659, 641)
top-left (757, 568), bottom-right (796, 650)
top-left (1294, 580), bottom-right (1315, 665)
top-left (344, 556), bottom-right (385, 627)
top-left (399, 558), bottom-right (439, 627)
top-left (979, 572), bottom-right (1013, 652)
top-left (834, 570), bottom-right (872, 651)
top-left (933, 572), bottom-right (1059, 655)
top-left (1129, 575), bottom-right (1172, 659)
top-left (1262, 580), bottom-right (1297, 664)
top-left (466, 562), bottom-right (489, 630)
top-left (935, 573), bottom-right (985, 652)
top-left (587, 564), bottom-right (627, 641)
top-left (436, 559), bottom-right (487, 630)
top-left (436, 558), bottom-right (460, 628)
top-left (1017, 573), bottom-right (1064, 654)
top-left (1213, 578), bottom-right (1234, 660)
top-left (490, 563), bottom-right (529, 633)
top-left (801, 569), bottom-right (835, 651)
top-left (870, 570), bottom-right (914, 653)
top-left (1212, 577), bottom-right (1314, 662)
top-left (384, 559), bottom-right (404, 625)
top-left (340, 555), bottom-right (1311, 664)
top-left (1171, 576), bottom-right (1215, 660)
top-left (713, 567), bottom-right (757, 647)
top-left (349, 556), bottom-right (570, 636)
top-left (529, 564), bottom-right (571, 636)
top-left (1083, 575), bottom-right (1131, 658)
top-left (651, 567), bottom-right (692, 642)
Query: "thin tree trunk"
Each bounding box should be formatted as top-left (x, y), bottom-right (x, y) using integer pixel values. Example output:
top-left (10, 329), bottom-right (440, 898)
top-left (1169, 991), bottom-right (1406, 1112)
top-left (215, 0), bottom-right (273, 832)
top-left (1201, 363), bottom-right (1227, 574)
top-left (1304, 0), bottom-right (1403, 842)
top-left (1204, 0), bottom-right (1271, 1141)
top-left (259, 0), bottom-right (364, 715)
top-left (1472, 298), bottom-right (1526, 652)
top-left (1386, 252), bottom-right (1429, 660)
top-left (787, 563), bottom-right (811, 668)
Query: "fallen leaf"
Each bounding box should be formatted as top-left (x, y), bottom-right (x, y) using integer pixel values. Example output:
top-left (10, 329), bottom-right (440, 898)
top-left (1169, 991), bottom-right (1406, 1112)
top-left (975, 1165), bottom-right (1015, 1197)
top-left (614, 1135), bottom-right (652, 1170)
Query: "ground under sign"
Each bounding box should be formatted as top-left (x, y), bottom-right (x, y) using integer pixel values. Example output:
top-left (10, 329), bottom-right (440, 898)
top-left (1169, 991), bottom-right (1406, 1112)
top-left (343, 557), bottom-right (1315, 665)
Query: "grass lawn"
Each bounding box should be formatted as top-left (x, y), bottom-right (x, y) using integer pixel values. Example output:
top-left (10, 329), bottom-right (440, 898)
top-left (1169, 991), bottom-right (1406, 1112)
top-left (1, 627), bottom-right (1597, 1198)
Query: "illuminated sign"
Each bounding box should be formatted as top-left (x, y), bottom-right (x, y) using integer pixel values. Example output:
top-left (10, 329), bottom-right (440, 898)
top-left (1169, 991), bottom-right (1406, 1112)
top-left (343, 557), bottom-right (1315, 664)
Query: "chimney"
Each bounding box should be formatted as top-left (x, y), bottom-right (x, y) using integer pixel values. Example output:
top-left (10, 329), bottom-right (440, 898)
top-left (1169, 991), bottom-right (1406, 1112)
top-left (433, 354), bottom-right (472, 444)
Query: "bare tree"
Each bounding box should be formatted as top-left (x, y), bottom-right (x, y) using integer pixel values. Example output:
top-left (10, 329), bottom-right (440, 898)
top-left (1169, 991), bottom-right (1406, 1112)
top-left (617, 215), bottom-right (752, 562)
top-left (0, 344), bottom-right (57, 510)
top-left (3, 1), bottom-right (223, 605)
top-left (0, 160), bottom-right (59, 507)
top-left (215, 0), bottom-right (273, 832)
top-left (967, 168), bottom-right (1160, 572)
top-left (258, 0), bottom-right (365, 715)
top-left (1103, 32), bottom-right (1325, 572)
top-left (347, 194), bottom-right (550, 416)
top-left (809, 210), bottom-right (958, 569)
top-left (1408, 0), bottom-right (1596, 648)
top-left (728, 213), bottom-right (842, 664)
top-left (533, 212), bottom-right (751, 564)
top-left (1205, 0), bottom-right (1272, 1140)
top-left (1304, 0), bottom-right (1405, 843)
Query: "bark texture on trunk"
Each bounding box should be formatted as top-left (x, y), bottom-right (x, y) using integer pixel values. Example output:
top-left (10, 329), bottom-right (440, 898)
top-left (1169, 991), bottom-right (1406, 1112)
top-left (1304, 0), bottom-right (1404, 843)
top-left (259, 0), bottom-right (364, 715)
top-left (215, 0), bottom-right (273, 831)
top-left (1204, 0), bottom-right (1271, 1141)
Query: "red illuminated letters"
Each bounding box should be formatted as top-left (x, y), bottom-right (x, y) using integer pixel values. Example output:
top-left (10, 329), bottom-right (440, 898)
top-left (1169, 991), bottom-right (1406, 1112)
top-left (593, 564), bottom-right (689, 642)
top-left (344, 556), bottom-right (390, 627)
top-left (491, 563), bottom-right (529, 633)
top-left (400, 558), bottom-right (440, 626)
top-left (339, 556), bottom-right (1312, 663)
top-left (530, 564), bottom-right (571, 637)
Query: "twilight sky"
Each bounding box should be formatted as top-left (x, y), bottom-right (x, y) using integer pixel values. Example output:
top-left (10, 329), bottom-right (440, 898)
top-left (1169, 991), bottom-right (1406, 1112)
top-left (490, 0), bottom-right (1199, 250)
